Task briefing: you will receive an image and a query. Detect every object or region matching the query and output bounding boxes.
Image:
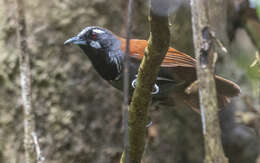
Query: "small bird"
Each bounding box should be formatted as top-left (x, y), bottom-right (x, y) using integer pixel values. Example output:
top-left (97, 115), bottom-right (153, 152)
top-left (64, 26), bottom-right (240, 110)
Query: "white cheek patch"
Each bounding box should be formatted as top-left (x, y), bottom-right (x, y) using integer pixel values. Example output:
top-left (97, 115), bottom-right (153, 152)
top-left (93, 29), bottom-right (105, 34)
top-left (90, 41), bottom-right (102, 49)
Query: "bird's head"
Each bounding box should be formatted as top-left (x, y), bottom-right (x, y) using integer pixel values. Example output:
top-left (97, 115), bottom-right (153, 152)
top-left (64, 26), bottom-right (120, 53)
top-left (64, 26), bottom-right (123, 81)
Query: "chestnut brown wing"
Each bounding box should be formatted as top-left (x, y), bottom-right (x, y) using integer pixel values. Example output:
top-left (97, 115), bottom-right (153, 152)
top-left (119, 38), bottom-right (196, 68)
top-left (162, 48), bottom-right (196, 67)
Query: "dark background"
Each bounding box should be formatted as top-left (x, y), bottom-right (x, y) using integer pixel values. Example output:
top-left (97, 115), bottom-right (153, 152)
top-left (0, 0), bottom-right (259, 162)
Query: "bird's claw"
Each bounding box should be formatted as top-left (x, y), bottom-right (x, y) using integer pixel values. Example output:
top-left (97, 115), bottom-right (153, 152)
top-left (131, 75), bottom-right (159, 95)
top-left (146, 120), bottom-right (153, 128)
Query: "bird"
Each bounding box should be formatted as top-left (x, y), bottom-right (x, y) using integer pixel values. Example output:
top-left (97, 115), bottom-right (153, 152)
top-left (64, 26), bottom-right (240, 111)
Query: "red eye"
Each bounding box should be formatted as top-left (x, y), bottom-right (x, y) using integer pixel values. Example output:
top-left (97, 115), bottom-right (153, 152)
top-left (92, 33), bottom-right (97, 40)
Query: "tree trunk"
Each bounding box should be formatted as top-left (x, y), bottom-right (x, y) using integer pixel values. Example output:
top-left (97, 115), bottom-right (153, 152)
top-left (190, 0), bottom-right (229, 162)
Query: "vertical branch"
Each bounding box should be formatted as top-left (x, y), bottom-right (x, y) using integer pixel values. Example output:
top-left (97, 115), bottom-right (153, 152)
top-left (15, 0), bottom-right (40, 163)
top-left (127, 0), bottom-right (170, 162)
top-left (122, 0), bottom-right (134, 162)
top-left (190, 0), bottom-right (228, 163)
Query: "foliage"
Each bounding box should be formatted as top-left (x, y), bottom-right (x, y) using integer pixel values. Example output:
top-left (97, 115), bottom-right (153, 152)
top-left (256, 0), bottom-right (260, 19)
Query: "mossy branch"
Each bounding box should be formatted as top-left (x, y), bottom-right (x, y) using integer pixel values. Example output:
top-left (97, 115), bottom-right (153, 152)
top-left (190, 0), bottom-right (228, 163)
top-left (123, 1), bottom-right (170, 163)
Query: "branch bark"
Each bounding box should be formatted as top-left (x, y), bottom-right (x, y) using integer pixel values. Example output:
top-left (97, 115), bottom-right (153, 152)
top-left (121, 0), bottom-right (134, 162)
top-left (190, 0), bottom-right (229, 163)
top-left (123, 0), bottom-right (170, 162)
top-left (15, 0), bottom-right (39, 163)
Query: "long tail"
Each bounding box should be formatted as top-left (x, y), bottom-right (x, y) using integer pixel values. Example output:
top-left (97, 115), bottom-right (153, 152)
top-left (184, 76), bottom-right (240, 110)
top-left (215, 75), bottom-right (240, 97)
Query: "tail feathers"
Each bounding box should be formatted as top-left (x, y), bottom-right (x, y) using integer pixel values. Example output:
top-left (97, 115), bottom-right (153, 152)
top-left (215, 75), bottom-right (240, 97)
top-left (184, 94), bottom-right (231, 112)
top-left (161, 76), bottom-right (240, 112)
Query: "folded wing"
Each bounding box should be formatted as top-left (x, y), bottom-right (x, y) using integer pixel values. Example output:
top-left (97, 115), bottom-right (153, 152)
top-left (119, 38), bottom-right (240, 108)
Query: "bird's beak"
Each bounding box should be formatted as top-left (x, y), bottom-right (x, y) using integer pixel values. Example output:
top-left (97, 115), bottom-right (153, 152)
top-left (64, 36), bottom-right (87, 45)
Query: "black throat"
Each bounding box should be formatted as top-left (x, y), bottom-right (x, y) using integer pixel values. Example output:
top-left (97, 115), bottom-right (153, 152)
top-left (79, 45), bottom-right (123, 81)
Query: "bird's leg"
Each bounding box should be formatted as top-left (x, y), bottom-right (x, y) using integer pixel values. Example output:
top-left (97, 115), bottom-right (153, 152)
top-left (131, 74), bottom-right (159, 95)
top-left (185, 80), bottom-right (199, 95)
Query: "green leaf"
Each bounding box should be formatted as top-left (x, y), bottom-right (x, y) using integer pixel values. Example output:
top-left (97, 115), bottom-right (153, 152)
top-left (257, 8), bottom-right (260, 19)
top-left (257, 1), bottom-right (260, 19)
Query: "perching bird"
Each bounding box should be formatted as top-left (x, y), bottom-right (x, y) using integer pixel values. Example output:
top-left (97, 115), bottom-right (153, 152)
top-left (64, 26), bottom-right (240, 110)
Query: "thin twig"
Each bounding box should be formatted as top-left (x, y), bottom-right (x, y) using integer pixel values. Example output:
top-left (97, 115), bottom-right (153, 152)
top-left (32, 132), bottom-right (45, 163)
top-left (250, 51), bottom-right (260, 110)
top-left (122, 0), bottom-right (134, 162)
top-left (209, 30), bottom-right (228, 54)
top-left (15, 0), bottom-right (39, 163)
